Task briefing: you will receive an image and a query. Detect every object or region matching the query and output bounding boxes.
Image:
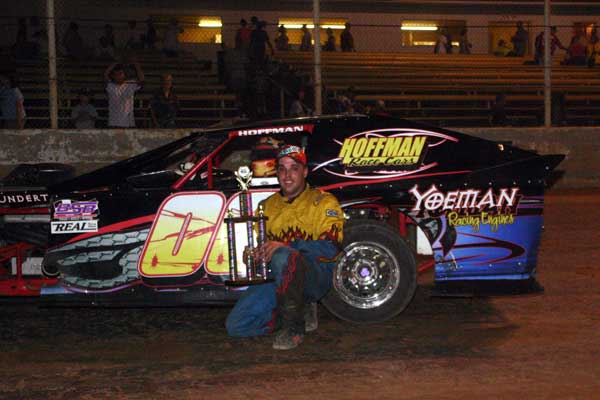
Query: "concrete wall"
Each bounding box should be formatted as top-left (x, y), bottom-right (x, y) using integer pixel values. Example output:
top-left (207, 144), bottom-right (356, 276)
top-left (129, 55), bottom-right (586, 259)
top-left (0, 127), bottom-right (598, 188)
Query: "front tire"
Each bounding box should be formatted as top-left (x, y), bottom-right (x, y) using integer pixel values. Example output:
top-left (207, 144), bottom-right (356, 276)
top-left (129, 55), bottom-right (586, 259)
top-left (322, 220), bottom-right (417, 323)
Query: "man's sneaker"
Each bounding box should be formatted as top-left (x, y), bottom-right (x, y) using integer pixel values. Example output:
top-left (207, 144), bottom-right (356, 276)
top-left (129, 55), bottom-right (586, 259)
top-left (273, 329), bottom-right (304, 350)
top-left (305, 302), bottom-right (318, 333)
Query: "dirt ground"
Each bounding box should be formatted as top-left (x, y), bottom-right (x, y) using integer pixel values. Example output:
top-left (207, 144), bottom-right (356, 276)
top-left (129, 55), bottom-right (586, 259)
top-left (0, 189), bottom-right (598, 400)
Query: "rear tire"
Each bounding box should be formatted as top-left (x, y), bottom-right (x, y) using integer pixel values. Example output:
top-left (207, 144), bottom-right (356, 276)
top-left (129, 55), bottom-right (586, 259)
top-left (322, 219), bottom-right (417, 323)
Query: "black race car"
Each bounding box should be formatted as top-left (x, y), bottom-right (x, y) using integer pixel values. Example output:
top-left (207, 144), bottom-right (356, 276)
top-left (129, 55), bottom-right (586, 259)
top-left (0, 114), bottom-right (563, 322)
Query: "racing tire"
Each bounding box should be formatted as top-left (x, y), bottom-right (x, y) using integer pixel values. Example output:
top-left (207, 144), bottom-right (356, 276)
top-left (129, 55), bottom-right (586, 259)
top-left (322, 219), bottom-right (417, 323)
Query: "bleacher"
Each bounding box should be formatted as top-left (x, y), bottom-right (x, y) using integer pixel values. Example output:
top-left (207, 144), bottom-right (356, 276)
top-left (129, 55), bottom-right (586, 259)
top-left (276, 52), bottom-right (600, 126)
top-left (13, 50), bottom-right (238, 128)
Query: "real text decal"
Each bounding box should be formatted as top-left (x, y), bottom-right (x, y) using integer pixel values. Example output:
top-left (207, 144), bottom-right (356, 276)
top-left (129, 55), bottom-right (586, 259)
top-left (50, 220), bottom-right (99, 234)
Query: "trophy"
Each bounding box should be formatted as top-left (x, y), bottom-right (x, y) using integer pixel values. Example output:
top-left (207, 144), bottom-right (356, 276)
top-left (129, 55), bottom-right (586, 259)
top-left (225, 166), bottom-right (272, 286)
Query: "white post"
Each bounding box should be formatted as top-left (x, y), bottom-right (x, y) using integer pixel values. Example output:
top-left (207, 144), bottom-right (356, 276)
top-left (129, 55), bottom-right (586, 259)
top-left (47, 0), bottom-right (58, 129)
top-left (313, 0), bottom-right (322, 115)
top-left (544, 0), bottom-right (551, 127)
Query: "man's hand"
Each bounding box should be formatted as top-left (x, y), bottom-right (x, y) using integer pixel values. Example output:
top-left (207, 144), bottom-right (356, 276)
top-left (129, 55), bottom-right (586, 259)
top-left (256, 241), bottom-right (286, 264)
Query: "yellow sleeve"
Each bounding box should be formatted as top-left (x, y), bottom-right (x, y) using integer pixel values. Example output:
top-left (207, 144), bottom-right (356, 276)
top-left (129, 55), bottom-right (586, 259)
top-left (312, 192), bottom-right (344, 245)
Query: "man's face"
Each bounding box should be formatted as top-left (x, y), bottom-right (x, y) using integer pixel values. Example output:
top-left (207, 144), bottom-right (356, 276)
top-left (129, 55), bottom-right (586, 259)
top-left (276, 156), bottom-right (307, 199)
top-left (162, 75), bottom-right (173, 90)
top-left (112, 70), bottom-right (126, 84)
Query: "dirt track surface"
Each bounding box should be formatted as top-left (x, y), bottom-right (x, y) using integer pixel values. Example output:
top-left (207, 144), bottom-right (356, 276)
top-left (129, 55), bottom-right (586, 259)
top-left (1, 190), bottom-right (599, 399)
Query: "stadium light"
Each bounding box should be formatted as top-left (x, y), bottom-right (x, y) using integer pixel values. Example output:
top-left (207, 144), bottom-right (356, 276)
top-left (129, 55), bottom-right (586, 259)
top-left (401, 25), bottom-right (438, 31)
top-left (280, 20), bottom-right (346, 30)
top-left (198, 19), bottom-right (222, 28)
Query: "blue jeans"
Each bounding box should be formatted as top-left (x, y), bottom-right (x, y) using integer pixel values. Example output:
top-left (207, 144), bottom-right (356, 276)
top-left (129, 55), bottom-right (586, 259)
top-left (225, 240), bottom-right (338, 337)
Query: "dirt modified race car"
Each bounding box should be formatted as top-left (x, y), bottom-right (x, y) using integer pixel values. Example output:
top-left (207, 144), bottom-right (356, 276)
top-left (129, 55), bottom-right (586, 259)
top-left (0, 114), bottom-right (563, 322)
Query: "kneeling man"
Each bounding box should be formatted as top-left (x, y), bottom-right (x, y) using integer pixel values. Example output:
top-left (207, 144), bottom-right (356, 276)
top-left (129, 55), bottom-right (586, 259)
top-left (226, 145), bottom-right (344, 350)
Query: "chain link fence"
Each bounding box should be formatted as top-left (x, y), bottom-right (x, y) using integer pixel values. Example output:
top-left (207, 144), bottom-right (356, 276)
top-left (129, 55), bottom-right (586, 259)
top-left (1, 0), bottom-right (599, 129)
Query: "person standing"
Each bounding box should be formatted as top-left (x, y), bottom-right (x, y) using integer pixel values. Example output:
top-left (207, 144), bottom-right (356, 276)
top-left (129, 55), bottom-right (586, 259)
top-left (250, 20), bottom-right (274, 67)
top-left (226, 145), bottom-right (344, 350)
top-left (0, 75), bottom-right (26, 130)
top-left (458, 28), bottom-right (472, 54)
top-left (71, 88), bottom-right (98, 129)
top-left (300, 24), bottom-right (312, 51)
top-left (340, 23), bottom-right (355, 52)
top-left (289, 88), bottom-right (309, 117)
top-left (434, 28), bottom-right (448, 54)
top-left (511, 21), bottom-right (528, 57)
top-left (150, 73), bottom-right (179, 128)
top-left (323, 28), bottom-right (336, 51)
top-left (104, 61), bottom-right (144, 128)
top-left (275, 25), bottom-right (290, 51)
top-left (235, 19), bottom-right (252, 50)
top-left (163, 19), bottom-right (183, 57)
top-left (534, 26), bottom-right (567, 65)
top-left (146, 18), bottom-right (157, 49)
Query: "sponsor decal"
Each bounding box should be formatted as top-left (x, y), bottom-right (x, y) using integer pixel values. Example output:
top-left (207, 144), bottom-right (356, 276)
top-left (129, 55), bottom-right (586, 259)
top-left (313, 128), bottom-right (458, 180)
top-left (446, 211), bottom-right (515, 233)
top-left (51, 199), bottom-right (99, 234)
top-left (339, 136), bottom-right (428, 168)
top-left (51, 220), bottom-right (99, 234)
top-left (0, 192), bottom-right (49, 205)
top-left (53, 200), bottom-right (99, 220)
top-left (326, 209), bottom-right (339, 217)
top-left (410, 185), bottom-right (521, 232)
top-left (231, 124), bottom-right (314, 137)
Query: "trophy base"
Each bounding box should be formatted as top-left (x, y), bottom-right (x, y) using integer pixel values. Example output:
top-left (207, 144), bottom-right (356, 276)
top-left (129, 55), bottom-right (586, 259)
top-left (225, 277), bottom-right (274, 287)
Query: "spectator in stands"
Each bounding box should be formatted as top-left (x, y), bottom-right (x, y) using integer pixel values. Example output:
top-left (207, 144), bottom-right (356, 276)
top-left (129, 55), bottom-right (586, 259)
top-left (564, 34), bottom-right (587, 66)
top-left (458, 28), bottom-right (472, 54)
top-left (300, 24), bottom-right (312, 51)
top-left (511, 21), bottom-right (528, 57)
top-left (101, 24), bottom-right (116, 49)
top-left (97, 36), bottom-right (115, 60)
top-left (434, 28), bottom-right (448, 54)
top-left (534, 26), bottom-right (567, 65)
top-left (150, 73), bottom-right (179, 128)
top-left (235, 19), bottom-right (252, 50)
top-left (250, 21), bottom-right (274, 67)
top-left (125, 20), bottom-right (143, 50)
top-left (275, 25), bottom-right (290, 51)
top-left (341, 23), bottom-right (356, 52)
top-left (13, 17), bottom-right (42, 59)
top-left (494, 39), bottom-right (512, 56)
top-left (146, 18), bottom-right (157, 49)
top-left (104, 61), bottom-right (145, 128)
top-left (587, 28), bottom-right (600, 66)
top-left (63, 22), bottom-right (91, 60)
top-left (444, 30), bottom-right (453, 54)
top-left (323, 28), bottom-right (336, 51)
top-left (71, 88), bottom-right (98, 129)
top-left (13, 18), bottom-right (28, 58)
top-left (163, 19), bottom-right (183, 57)
top-left (372, 99), bottom-right (389, 117)
top-left (289, 88), bottom-right (309, 117)
top-left (0, 75), bottom-right (26, 130)
top-left (28, 17), bottom-right (45, 57)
